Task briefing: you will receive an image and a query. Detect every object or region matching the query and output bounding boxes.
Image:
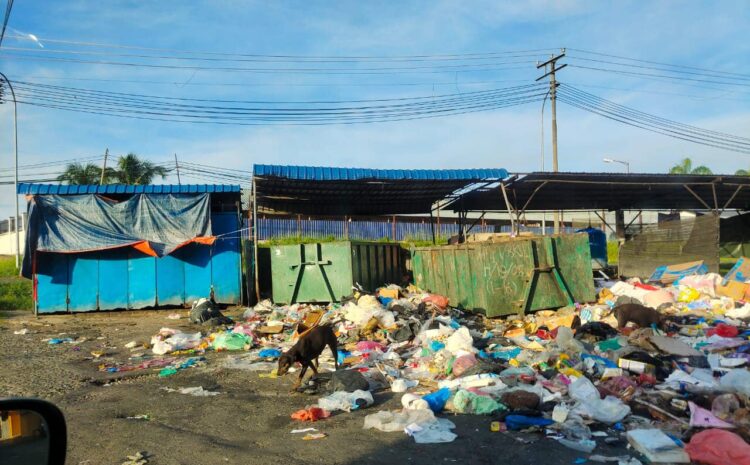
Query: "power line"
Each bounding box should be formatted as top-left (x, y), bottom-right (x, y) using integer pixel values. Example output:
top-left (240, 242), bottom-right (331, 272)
top-left (0, 52), bottom-right (538, 75)
top-left (0, 0), bottom-right (13, 48)
top-left (567, 56), bottom-right (750, 82)
top-left (567, 48), bottom-right (750, 79)
top-left (557, 84), bottom-right (750, 154)
top-left (567, 64), bottom-right (750, 88)
top-left (5, 33), bottom-right (556, 61)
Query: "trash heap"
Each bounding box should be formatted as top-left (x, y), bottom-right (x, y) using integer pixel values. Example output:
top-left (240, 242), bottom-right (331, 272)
top-left (121, 259), bottom-right (750, 463)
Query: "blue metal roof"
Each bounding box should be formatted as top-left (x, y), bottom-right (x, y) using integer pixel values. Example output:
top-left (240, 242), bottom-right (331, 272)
top-left (17, 183), bottom-right (242, 195)
top-left (253, 164), bottom-right (508, 181)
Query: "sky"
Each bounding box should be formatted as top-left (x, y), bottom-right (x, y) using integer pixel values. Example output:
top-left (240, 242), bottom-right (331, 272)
top-left (0, 0), bottom-right (749, 218)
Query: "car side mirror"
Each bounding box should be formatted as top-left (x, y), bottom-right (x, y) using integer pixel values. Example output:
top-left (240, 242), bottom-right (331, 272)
top-left (0, 398), bottom-right (67, 465)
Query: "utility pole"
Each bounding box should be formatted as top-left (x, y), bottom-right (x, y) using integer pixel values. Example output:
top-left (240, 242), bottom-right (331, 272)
top-left (0, 73), bottom-right (20, 268)
top-left (100, 148), bottom-right (109, 185)
top-left (174, 153), bottom-right (181, 185)
top-left (537, 49), bottom-right (566, 234)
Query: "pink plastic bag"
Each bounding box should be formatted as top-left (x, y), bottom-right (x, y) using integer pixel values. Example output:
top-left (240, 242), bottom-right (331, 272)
top-left (685, 429), bottom-right (750, 465)
top-left (689, 401), bottom-right (735, 429)
top-left (451, 354), bottom-right (477, 377)
top-left (356, 341), bottom-right (384, 352)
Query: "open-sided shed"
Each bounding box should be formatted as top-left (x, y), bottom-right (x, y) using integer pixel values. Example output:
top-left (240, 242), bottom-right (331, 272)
top-left (18, 183), bottom-right (243, 314)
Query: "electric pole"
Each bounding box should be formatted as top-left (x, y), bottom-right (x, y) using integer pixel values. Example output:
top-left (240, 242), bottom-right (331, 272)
top-left (100, 148), bottom-right (109, 185)
top-left (174, 153), bottom-right (181, 185)
top-left (537, 49), bottom-right (566, 234)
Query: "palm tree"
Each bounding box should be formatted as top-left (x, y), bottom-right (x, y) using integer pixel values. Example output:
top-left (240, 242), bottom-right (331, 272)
top-left (669, 157), bottom-right (712, 175)
top-left (57, 163), bottom-right (116, 185)
top-left (114, 153), bottom-right (169, 185)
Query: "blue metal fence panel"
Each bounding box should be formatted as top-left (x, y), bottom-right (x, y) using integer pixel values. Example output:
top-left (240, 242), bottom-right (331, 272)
top-left (98, 249), bottom-right (129, 310)
top-left (35, 252), bottom-right (68, 313)
top-left (211, 213), bottom-right (242, 304)
top-left (18, 183), bottom-right (241, 195)
top-left (253, 164), bottom-right (508, 181)
top-left (68, 253), bottom-right (99, 312)
top-left (181, 243), bottom-right (212, 304)
top-left (128, 250), bottom-right (156, 309)
top-left (156, 254), bottom-right (185, 306)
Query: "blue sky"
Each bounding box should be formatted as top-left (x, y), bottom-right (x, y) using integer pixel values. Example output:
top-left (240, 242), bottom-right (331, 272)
top-left (0, 0), bottom-right (748, 217)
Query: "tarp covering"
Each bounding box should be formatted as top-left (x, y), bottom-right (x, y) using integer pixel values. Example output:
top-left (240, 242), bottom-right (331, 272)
top-left (22, 193), bottom-right (214, 278)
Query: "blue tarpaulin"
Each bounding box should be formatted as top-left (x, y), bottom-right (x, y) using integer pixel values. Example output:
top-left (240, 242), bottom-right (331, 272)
top-left (22, 193), bottom-right (213, 278)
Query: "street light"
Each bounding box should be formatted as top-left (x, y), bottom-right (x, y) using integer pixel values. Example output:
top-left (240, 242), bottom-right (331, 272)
top-left (0, 72), bottom-right (19, 269)
top-left (603, 157), bottom-right (630, 174)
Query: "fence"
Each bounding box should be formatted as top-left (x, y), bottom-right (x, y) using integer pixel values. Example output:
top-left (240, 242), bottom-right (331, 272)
top-left (248, 217), bottom-right (576, 242)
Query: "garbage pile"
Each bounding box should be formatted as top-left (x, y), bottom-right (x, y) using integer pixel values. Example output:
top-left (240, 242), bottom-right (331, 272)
top-left (109, 258), bottom-right (750, 462)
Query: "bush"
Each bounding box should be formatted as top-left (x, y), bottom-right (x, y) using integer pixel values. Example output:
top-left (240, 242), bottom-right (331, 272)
top-left (0, 256), bottom-right (32, 311)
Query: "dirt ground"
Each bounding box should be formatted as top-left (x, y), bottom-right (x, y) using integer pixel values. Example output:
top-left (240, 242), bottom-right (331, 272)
top-left (1, 308), bottom-right (632, 465)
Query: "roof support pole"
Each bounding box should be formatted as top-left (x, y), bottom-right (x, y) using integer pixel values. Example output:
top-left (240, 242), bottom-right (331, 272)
top-left (429, 208), bottom-right (436, 245)
top-left (594, 211), bottom-right (617, 236)
top-left (519, 180), bottom-right (549, 216)
top-left (683, 185), bottom-right (713, 211)
top-left (711, 182), bottom-right (719, 212)
top-left (252, 177), bottom-right (260, 302)
top-left (500, 182), bottom-right (516, 235)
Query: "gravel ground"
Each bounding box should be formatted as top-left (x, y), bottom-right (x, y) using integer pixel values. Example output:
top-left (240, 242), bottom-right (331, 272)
top-left (1, 308), bottom-right (632, 465)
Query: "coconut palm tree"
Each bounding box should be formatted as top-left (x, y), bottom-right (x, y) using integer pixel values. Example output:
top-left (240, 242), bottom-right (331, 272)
top-left (57, 163), bottom-right (116, 185)
top-left (669, 157), bottom-right (712, 175)
top-left (114, 153), bottom-right (169, 185)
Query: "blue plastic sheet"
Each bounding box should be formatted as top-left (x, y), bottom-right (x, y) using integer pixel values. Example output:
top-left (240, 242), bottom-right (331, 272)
top-left (23, 193), bottom-right (212, 278)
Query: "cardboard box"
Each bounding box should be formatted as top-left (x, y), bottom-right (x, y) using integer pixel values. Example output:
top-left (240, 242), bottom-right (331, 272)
top-left (378, 288), bottom-right (399, 300)
top-left (724, 256), bottom-right (750, 284)
top-left (716, 280), bottom-right (750, 301)
top-left (648, 260), bottom-right (708, 284)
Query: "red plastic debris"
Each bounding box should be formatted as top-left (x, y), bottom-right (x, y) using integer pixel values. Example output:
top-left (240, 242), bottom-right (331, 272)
top-left (706, 323), bottom-right (739, 338)
top-left (685, 429), bottom-right (750, 465)
top-left (291, 407), bottom-right (330, 422)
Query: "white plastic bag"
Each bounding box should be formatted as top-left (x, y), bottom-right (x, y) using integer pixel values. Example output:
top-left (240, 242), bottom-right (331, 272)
top-left (570, 377), bottom-right (630, 424)
top-left (318, 390), bottom-right (374, 412)
top-left (720, 369), bottom-right (750, 397)
top-left (445, 327), bottom-right (474, 353)
top-left (363, 409), bottom-right (435, 432)
top-left (407, 418), bottom-right (457, 444)
top-left (391, 379), bottom-right (418, 393)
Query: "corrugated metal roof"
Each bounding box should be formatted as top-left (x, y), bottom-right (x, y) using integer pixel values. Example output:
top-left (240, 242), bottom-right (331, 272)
top-left (253, 164), bottom-right (509, 215)
top-left (253, 164), bottom-right (508, 181)
top-left (17, 183), bottom-right (242, 195)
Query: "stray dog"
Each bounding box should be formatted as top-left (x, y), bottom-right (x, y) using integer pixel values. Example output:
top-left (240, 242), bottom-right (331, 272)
top-left (277, 324), bottom-right (339, 390)
top-left (614, 303), bottom-right (665, 330)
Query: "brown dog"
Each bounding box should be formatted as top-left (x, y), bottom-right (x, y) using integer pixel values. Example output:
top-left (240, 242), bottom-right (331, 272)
top-left (614, 303), bottom-right (665, 330)
top-left (277, 324), bottom-right (339, 390)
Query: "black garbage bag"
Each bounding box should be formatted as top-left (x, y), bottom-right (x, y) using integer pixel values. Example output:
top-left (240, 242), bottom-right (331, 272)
top-left (190, 298), bottom-right (232, 325)
top-left (330, 369), bottom-right (370, 392)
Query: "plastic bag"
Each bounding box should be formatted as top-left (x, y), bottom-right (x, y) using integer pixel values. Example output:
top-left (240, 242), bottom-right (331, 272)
top-left (451, 354), bottom-right (477, 377)
top-left (712, 394), bottom-right (740, 421)
top-left (678, 287), bottom-right (701, 303)
top-left (557, 438), bottom-right (596, 453)
top-left (452, 389), bottom-right (504, 415)
top-left (212, 332), bottom-right (251, 351)
top-left (689, 401), bottom-right (735, 428)
top-left (685, 429), bottom-right (750, 465)
top-left (423, 293), bottom-right (449, 309)
top-left (707, 324), bottom-right (739, 338)
top-left (504, 415), bottom-right (554, 430)
top-left (258, 348), bottom-right (281, 359)
top-left (363, 409), bottom-right (435, 432)
top-left (720, 369), bottom-right (750, 397)
top-left (318, 390), bottom-right (374, 412)
top-left (570, 376), bottom-right (630, 424)
top-left (402, 393), bottom-right (430, 410)
top-left (445, 327), bottom-right (474, 353)
top-left (407, 418), bottom-right (457, 444)
top-left (423, 388), bottom-right (451, 413)
top-left (391, 379), bottom-right (418, 393)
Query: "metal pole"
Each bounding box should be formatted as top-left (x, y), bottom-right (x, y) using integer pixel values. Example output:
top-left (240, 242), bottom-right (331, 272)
top-left (252, 177), bottom-right (260, 302)
top-left (174, 153), bottom-right (181, 185)
top-left (1, 73), bottom-right (20, 269)
top-left (100, 148), bottom-right (109, 185)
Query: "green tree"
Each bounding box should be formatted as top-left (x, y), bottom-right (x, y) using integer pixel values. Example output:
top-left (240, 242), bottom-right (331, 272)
top-left (114, 153), bottom-right (169, 185)
top-left (57, 163), bottom-right (116, 185)
top-left (669, 157), bottom-right (712, 175)
top-left (735, 168), bottom-right (750, 176)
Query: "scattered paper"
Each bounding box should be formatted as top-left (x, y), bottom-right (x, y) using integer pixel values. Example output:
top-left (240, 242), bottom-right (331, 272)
top-left (291, 428), bottom-right (318, 434)
top-left (13, 328), bottom-right (29, 335)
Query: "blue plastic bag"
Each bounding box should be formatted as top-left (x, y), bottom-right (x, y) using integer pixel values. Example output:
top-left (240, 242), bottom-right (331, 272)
top-left (429, 340), bottom-right (446, 352)
top-left (504, 415), bottom-right (554, 431)
top-left (259, 348), bottom-right (282, 359)
top-left (423, 388), bottom-right (451, 413)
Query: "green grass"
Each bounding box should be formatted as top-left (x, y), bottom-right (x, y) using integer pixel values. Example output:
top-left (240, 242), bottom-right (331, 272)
top-left (260, 235), bottom-right (450, 248)
top-left (0, 256), bottom-right (32, 311)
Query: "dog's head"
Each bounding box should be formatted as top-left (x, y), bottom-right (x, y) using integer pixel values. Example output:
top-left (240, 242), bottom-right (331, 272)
top-left (277, 353), bottom-right (293, 376)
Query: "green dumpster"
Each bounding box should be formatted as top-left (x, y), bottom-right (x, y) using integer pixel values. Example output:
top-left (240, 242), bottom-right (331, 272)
top-left (271, 241), bottom-right (405, 304)
top-left (412, 233), bottom-right (595, 317)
